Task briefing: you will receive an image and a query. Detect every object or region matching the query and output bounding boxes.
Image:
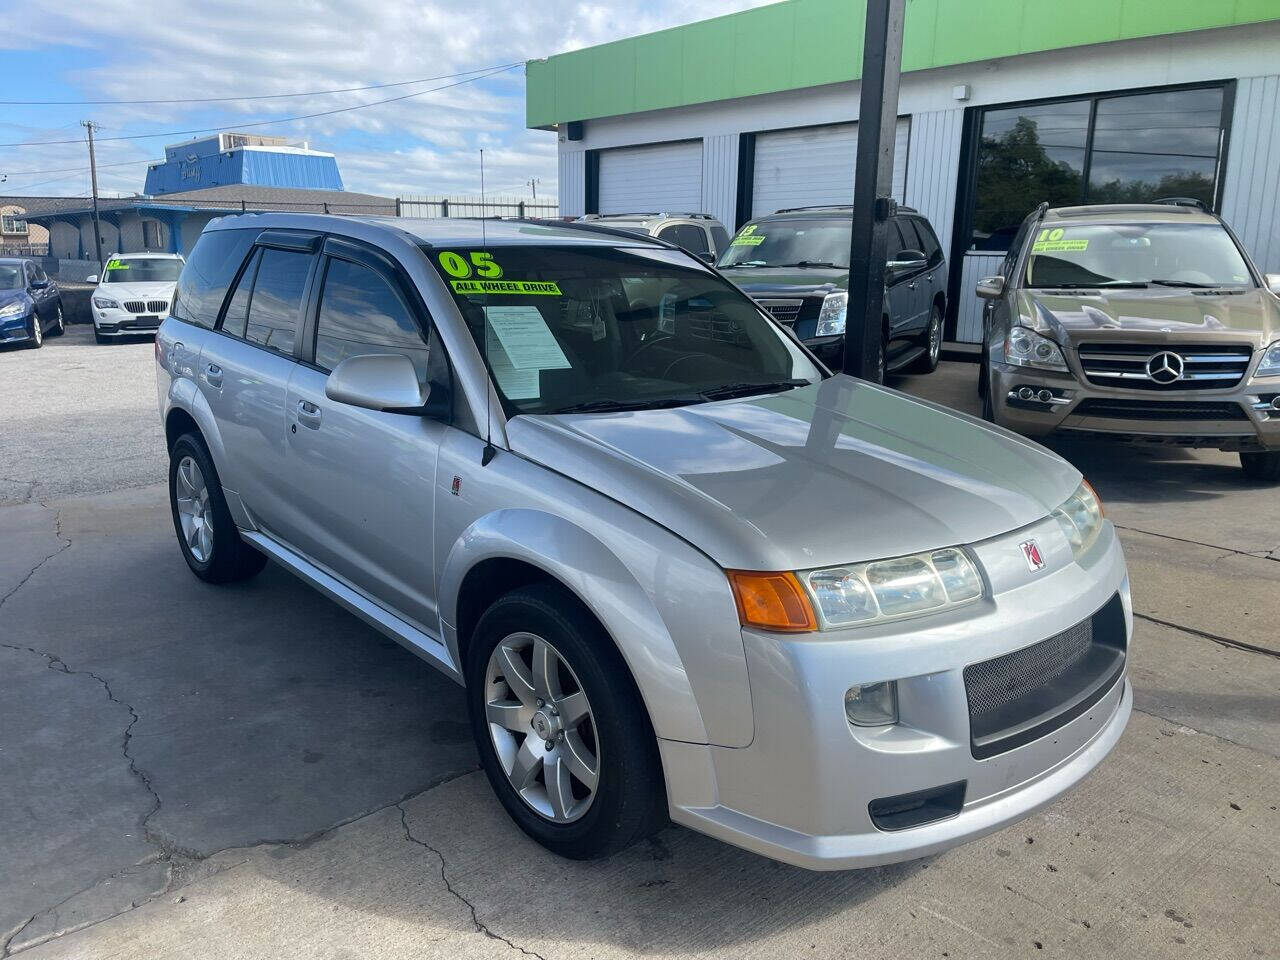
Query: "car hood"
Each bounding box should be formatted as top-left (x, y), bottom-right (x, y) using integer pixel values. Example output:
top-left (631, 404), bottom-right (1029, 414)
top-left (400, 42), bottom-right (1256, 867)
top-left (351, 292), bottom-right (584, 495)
top-left (507, 377), bottom-right (1079, 571)
top-left (1018, 288), bottom-right (1279, 348)
top-left (716, 265), bottom-right (848, 299)
top-left (96, 281), bottom-right (177, 301)
top-left (0, 289), bottom-right (31, 309)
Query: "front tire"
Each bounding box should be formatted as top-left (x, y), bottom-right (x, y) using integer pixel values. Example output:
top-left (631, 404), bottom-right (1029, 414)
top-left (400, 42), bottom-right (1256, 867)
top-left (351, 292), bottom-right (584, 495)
top-left (465, 584), bottom-right (666, 860)
top-left (26, 313), bottom-right (43, 349)
top-left (1239, 451), bottom-right (1280, 481)
top-left (168, 433), bottom-right (267, 583)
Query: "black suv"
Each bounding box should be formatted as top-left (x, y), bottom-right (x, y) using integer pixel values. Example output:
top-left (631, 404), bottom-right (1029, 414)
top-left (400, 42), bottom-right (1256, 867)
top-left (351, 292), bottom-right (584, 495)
top-left (717, 206), bottom-right (948, 378)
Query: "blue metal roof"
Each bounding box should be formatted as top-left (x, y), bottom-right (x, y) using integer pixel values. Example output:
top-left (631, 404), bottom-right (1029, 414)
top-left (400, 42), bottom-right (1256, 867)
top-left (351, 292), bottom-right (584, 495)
top-left (144, 148), bottom-right (344, 195)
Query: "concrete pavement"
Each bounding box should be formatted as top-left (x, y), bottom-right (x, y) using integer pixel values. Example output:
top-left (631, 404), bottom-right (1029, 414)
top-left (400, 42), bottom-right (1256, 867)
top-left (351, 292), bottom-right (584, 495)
top-left (1, 346), bottom-right (1277, 958)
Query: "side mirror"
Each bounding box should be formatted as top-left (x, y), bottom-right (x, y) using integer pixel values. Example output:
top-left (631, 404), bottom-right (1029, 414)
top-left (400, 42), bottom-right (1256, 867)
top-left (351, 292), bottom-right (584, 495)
top-left (325, 354), bottom-right (427, 412)
top-left (1266, 273), bottom-right (1280, 297)
top-left (30, 278), bottom-right (48, 290)
top-left (86, 274), bottom-right (99, 284)
top-left (976, 275), bottom-right (1006, 300)
top-left (696, 250), bottom-right (716, 264)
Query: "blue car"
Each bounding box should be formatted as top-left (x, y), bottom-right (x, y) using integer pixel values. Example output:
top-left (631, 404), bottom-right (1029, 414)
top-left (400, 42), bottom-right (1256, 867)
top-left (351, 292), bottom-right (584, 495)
top-left (0, 258), bottom-right (65, 349)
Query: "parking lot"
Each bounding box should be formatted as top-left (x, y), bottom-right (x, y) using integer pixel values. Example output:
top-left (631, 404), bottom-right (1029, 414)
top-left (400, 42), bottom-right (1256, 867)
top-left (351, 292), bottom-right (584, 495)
top-left (2, 325), bottom-right (1278, 959)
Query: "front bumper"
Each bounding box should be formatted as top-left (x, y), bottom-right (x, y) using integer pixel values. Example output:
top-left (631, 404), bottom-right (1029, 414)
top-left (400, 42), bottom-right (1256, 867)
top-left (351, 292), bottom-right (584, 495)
top-left (95, 307), bottom-right (163, 337)
top-left (660, 518), bottom-right (1132, 870)
top-left (990, 362), bottom-right (1280, 451)
top-left (0, 314), bottom-right (34, 343)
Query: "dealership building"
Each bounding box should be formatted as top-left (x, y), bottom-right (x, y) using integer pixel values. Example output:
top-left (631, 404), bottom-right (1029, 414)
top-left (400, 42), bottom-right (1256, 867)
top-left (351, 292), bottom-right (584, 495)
top-left (526, 0), bottom-right (1280, 344)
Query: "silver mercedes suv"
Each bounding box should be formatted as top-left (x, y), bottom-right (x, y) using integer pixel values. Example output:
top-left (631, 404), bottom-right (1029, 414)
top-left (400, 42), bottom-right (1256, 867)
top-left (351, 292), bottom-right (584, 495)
top-left (156, 213), bottom-right (1131, 869)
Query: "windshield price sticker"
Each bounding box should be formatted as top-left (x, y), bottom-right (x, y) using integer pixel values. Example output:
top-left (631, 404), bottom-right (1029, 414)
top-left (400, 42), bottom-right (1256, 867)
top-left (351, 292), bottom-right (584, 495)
top-left (1032, 228), bottom-right (1088, 253)
top-left (438, 250), bottom-right (504, 279)
top-left (451, 279), bottom-right (562, 296)
top-left (731, 224), bottom-right (766, 247)
top-left (106, 259), bottom-right (129, 270)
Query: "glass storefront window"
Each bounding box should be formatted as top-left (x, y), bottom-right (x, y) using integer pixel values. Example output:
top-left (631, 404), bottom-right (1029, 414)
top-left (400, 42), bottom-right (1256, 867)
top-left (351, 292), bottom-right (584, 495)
top-left (967, 85), bottom-right (1227, 252)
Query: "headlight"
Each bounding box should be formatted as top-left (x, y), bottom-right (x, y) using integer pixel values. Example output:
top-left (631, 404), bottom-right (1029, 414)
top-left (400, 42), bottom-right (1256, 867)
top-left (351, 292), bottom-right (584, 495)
top-left (1051, 480), bottom-right (1104, 562)
top-left (801, 547), bottom-right (984, 629)
top-left (1004, 326), bottom-right (1068, 371)
top-left (0, 300), bottom-right (29, 319)
top-left (1256, 340), bottom-right (1280, 378)
top-left (93, 296), bottom-right (120, 309)
top-left (814, 291), bottom-right (848, 337)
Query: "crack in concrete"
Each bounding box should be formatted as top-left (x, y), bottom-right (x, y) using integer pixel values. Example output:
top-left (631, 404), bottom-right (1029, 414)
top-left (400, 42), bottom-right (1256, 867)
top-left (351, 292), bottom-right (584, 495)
top-left (1133, 612), bottom-right (1280, 660)
top-left (396, 802), bottom-right (548, 960)
top-left (1114, 523), bottom-right (1280, 563)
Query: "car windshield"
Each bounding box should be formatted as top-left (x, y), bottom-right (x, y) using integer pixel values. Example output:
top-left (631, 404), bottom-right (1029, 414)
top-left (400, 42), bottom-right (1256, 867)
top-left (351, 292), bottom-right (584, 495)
top-left (1024, 222), bottom-right (1255, 289)
top-left (101, 258), bottom-right (184, 283)
top-left (717, 219), bottom-right (850, 269)
top-left (427, 244), bottom-right (823, 416)
top-left (0, 265), bottom-right (22, 290)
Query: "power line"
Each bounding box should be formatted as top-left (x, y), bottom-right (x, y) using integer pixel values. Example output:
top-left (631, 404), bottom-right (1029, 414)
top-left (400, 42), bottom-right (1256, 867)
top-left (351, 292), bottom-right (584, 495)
top-left (3, 157), bottom-right (161, 178)
top-left (0, 62), bottom-right (524, 106)
top-left (0, 64), bottom-right (520, 149)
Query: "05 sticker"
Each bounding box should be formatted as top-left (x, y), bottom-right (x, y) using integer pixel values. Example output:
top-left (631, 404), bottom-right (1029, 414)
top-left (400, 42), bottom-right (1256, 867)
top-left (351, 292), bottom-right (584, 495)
top-left (438, 251), bottom-right (504, 279)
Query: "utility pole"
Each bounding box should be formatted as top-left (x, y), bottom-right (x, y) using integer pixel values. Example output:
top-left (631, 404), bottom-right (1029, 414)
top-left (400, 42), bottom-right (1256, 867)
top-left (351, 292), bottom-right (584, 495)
top-left (843, 0), bottom-right (905, 381)
top-left (82, 120), bottom-right (104, 271)
top-left (527, 177), bottom-right (540, 201)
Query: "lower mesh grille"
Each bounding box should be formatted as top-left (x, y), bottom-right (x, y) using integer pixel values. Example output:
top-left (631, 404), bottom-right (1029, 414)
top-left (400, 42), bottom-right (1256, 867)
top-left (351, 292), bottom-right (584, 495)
top-left (964, 593), bottom-right (1126, 759)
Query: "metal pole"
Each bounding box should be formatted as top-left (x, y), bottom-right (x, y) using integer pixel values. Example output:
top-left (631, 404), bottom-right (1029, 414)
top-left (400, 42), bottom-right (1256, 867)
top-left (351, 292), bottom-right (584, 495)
top-left (843, 0), bottom-right (904, 380)
top-left (82, 120), bottom-right (104, 271)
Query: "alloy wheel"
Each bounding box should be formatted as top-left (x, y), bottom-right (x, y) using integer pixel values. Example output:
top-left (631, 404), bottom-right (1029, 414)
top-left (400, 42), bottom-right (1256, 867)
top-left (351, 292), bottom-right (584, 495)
top-left (484, 631), bottom-right (600, 823)
top-left (174, 455), bottom-right (213, 563)
top-left (31, 314), bottom-right (42, 346)
top-left (54, 304), bottom-right (64, 333)
top-left (929, 310), bottom-right (941, 364)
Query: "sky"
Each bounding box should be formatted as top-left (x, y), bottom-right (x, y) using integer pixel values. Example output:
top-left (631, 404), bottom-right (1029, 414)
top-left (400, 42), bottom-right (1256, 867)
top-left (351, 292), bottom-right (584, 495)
top-left (0, 0), bottom-right (773, 203)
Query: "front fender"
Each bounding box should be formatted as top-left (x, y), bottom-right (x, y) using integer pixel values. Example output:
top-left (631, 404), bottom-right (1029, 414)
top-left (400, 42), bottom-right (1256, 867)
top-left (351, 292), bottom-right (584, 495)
top-left (438, 508), bottom-right (752, 747)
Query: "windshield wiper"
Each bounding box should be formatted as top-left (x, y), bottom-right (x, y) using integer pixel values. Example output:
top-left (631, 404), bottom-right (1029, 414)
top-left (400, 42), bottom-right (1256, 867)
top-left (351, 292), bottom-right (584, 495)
top-left (553, 395), bottom-right (703, 414)
top-left (718, 261), bottom-right (764, 268)
top-left (699, 378), bottom-right (811, 401)
top-left (1032, 281), bottom-right (1148, 289)
top-left (1148, 279), bottom-right (1223, 288)
top-left (771, 260), bottom-right (846, 269)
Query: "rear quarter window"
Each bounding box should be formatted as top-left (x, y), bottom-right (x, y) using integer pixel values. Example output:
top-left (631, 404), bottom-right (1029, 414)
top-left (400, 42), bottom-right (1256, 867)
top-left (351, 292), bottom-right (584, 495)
top-left (171, 229), bottom-right (256, 329)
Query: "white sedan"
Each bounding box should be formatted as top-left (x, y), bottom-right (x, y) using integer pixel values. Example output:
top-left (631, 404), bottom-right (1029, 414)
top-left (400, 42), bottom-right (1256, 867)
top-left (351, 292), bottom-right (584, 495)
top-left (90, 253), bottom-right (185, 343)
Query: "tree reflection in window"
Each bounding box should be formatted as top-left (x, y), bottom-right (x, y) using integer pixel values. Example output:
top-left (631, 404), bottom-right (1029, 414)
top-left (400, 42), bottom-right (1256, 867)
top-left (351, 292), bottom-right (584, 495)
top-left (969, 86), bottom-right (1226, 252)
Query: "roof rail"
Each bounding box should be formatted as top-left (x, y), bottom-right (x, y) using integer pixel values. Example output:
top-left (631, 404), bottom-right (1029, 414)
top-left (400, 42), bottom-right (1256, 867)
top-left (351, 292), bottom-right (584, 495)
top-left (579, 212), bottom-right (715, 220)
top-left (772, 203), bottom-right (918, 215)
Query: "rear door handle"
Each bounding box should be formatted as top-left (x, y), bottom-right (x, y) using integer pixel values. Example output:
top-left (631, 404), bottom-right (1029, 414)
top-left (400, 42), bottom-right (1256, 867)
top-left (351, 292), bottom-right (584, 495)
top-left (907, 281), bottom-right (917, 290)
top-left (297, 399), bottom-right (322, 429)
top-left (203, 362), bottom-right (223, 388)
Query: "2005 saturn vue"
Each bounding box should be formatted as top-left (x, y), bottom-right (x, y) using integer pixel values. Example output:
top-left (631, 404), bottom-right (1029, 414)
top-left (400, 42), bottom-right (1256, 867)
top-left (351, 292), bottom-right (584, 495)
top-left (155, 213), bottom-right (1132, 869)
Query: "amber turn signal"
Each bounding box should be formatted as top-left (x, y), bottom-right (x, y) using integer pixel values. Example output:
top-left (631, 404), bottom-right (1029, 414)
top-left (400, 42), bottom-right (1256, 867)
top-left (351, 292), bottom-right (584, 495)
top-left (726, 570), bottom-right (818, 632)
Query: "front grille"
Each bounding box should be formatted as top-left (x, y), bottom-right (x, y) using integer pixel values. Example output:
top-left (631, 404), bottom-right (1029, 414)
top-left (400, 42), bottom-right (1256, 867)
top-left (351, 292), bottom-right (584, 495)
top-left (964, 593), bottom-right (1126, 759)
top-left (1074, 398), bottom-right (1248, 421)
top-left (755, 299), bottom-right (803, 325)
top-left (1077, 342), bottom-right (1252, 391)
top-left (121, 299), bottom-right (169, 315)
top-left (686, 312), bottom-right (748, 345)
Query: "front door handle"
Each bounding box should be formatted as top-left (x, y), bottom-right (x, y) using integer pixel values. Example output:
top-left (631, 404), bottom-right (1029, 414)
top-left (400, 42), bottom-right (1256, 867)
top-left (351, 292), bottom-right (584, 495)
top-left (907, 280), bottom-right (917, 290)
top-left (297, 399), bottom-right (322, 429)
top-left (203, 362), bottom-right (223, 388)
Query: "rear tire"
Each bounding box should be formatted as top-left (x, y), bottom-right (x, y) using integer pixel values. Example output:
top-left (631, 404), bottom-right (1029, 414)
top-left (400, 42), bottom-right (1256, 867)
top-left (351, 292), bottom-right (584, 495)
top-left (50, 302), bottom-right (65, 336)
top-left (465, 583), bottom-right (667, 860)
top-left (168, 433), bottom-right (267, 583)
top-left (909, 304), bottom-right (943, 374)
top-left (1239, 451), bottom-right (1280, 481)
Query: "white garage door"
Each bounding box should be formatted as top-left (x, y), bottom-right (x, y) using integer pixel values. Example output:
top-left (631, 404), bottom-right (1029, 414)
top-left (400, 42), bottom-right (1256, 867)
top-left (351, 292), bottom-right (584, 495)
top-left (751, 118), bottom-right (911, 218)
top-left (597, 140), bottom-right (703, 214)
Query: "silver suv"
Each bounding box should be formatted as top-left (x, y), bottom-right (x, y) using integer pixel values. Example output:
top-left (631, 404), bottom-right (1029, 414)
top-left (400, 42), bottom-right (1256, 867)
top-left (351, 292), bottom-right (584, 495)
top-left (978, 202), bottom-right (1280, 479)
top-left (576, 212), bottom-right (730, 262)
top-left (157, 214), bottom-right (1131, 869)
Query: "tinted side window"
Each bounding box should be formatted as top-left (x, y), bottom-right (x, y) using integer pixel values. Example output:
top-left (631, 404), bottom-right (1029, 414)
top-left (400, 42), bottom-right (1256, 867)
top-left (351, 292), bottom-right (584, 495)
top-left (912, 218), bottom-right (944, 266)
top-left (244, 249), bottom-right (310, 355)
top-left (658, 223), bottom-right (710, 256)
top-left (886, 221), bottom-right (906, 260)
top-left (896, 218), bottom-right (925, 256)
top-left (314, 258), bottom-right (430, 382)
top-left (172, 229), bottom-right (256, 330)
top-left (710, 225), bottom-right (730, 254)
top-left (220, 249), bottom-right (260, 339)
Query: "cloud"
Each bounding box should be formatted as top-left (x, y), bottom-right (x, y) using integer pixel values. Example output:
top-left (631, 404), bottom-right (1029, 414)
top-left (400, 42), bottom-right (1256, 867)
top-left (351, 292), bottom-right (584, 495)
top-left (3, 0), bottom-right (775, 200)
